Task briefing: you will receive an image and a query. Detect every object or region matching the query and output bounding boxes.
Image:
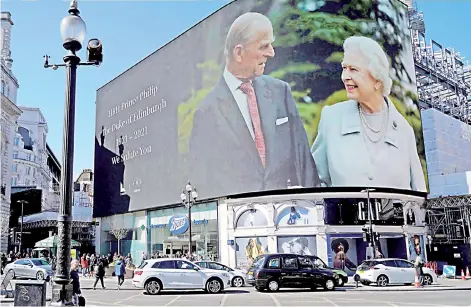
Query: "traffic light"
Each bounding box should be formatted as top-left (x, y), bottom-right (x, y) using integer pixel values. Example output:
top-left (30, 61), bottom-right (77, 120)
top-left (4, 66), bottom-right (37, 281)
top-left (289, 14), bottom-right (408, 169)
top-left (362, 226), bottom-right (371, 242)
top-left (9, 227), bottom-right (16, 239)
top-left (373, 232), bottom-right (380, 242)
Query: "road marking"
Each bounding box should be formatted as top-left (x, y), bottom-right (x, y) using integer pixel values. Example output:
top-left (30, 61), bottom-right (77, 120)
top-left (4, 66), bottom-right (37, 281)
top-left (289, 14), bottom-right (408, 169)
top-left (269, 293), bottom-right (281, 307)
top-left (323, 297), bottom-right (339, 306)
top-left (164, 295), bottom-right (182, 306)
top-left (220, 294), bottom-right (228, 306)
top-left (113, 293), bottom-right (144, 305)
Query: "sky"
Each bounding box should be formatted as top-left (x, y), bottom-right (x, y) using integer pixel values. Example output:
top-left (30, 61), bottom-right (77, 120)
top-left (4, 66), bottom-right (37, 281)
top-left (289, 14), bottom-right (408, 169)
top-left (2, 0), bottom-right (470, 180)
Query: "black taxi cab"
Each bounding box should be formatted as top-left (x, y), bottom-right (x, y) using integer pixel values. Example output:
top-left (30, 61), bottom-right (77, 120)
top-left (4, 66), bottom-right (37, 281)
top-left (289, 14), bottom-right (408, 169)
top-left (246, 253), bottom-right (338, 292)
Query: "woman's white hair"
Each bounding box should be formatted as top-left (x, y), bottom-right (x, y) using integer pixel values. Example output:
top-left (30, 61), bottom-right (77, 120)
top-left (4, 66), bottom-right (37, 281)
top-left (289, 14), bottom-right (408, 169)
top-left (224, 12), bottom-right (273, 59)
top-left (343, 36), bottom-right (393, 96)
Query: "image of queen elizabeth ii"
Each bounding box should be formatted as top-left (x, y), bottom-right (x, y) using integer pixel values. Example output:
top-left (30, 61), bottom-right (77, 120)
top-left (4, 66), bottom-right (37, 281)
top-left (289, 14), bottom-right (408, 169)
top-left (311, 36), bottom-right (426, 192)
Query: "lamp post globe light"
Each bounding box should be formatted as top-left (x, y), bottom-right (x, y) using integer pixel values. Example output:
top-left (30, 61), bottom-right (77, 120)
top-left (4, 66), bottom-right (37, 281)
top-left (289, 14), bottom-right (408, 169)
top-left (181, 181), bottom-right (198, 257)
top-left (44, 0), bottom-right (103, 304)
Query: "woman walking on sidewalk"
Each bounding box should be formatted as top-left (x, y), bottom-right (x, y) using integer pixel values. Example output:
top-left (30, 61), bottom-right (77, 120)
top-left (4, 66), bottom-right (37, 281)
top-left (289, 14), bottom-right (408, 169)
top-left (115, 257), bottom-right (126, 290)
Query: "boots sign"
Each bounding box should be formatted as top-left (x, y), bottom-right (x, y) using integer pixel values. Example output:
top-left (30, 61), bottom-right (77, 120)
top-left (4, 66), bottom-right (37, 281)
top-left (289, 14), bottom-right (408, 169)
top-left (168, 215), bottom-right (189, 235)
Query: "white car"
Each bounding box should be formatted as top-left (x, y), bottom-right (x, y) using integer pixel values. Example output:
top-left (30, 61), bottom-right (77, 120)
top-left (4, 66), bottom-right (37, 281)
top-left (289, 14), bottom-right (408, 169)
top-left (354, 258), bottom-right (437, 287)
top-left (4, 258), bottom-right (54, 281)
top-left (194, 260), bottom-right (246, 287)
top-left (132, 258), bottom-right (232, 294)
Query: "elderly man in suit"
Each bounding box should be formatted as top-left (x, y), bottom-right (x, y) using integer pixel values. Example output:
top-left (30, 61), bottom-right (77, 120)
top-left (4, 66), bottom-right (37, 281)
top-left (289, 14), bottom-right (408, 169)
top-left (311, 36), bottom-right (426, 192)
top-left (188, 12), bottom-right (319, 198)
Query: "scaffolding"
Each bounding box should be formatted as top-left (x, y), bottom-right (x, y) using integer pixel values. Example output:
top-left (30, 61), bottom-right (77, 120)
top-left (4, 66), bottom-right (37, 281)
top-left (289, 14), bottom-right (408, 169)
top-left (426, 195), bottom-right (471, 244)
top-left (411, 20), bottom-right (471, 124)
top-left (407, 3), bottom-right (471, 245)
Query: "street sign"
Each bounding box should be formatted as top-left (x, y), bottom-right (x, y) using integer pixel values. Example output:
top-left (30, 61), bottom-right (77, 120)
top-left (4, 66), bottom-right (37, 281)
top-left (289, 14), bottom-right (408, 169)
top-left (443, 265), bottom-right (456, 278)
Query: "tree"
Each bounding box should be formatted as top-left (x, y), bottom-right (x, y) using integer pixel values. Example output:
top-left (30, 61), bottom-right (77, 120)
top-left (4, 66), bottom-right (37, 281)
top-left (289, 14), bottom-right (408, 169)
top-left (108, 217), bottom-right (129, 256)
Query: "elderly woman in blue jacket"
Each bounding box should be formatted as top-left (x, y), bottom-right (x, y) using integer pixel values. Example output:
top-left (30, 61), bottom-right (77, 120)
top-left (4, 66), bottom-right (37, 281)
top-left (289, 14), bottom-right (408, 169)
top-left (311, 36), bottom-right (426, 192)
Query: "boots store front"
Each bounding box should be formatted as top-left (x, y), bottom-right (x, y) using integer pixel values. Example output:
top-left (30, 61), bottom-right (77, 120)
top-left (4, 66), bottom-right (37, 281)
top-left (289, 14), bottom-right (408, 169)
top-left (96, 202), bottom-right (219, 263)
top-left (217, 190), bottom-right (428, 274)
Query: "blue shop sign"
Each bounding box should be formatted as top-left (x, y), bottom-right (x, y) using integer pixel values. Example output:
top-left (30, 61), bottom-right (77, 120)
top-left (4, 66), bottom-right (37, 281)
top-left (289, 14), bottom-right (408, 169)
top-left (150, 223), bottom-right (167, 229)
top-left (194, 219), bottom-right (208, 225)
top-left (168, 215), bottom-right (190, 235)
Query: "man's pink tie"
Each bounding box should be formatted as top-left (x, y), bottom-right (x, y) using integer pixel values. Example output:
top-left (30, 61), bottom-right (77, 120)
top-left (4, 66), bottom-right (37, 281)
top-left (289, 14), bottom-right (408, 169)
top-left (239, 82), bottom-right (266, 167)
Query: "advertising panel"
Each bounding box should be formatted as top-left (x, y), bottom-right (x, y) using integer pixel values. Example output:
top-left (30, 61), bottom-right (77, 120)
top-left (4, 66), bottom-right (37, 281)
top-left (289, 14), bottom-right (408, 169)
top-left (408, 234), bottom-right (426, 262)
top-left (235, 237), bottom-right (268, 270)
top-left (277, 236), bottom-right (317, 256)
top-left (94, 0), bottom-right (427, 216)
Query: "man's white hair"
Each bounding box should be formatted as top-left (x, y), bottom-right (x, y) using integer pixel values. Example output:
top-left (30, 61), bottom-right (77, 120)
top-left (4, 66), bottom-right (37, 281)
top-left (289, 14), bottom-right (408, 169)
top-left (343, 36), bottom-right (393, 96)
top-left (224, 12), bottom-right (273, 59)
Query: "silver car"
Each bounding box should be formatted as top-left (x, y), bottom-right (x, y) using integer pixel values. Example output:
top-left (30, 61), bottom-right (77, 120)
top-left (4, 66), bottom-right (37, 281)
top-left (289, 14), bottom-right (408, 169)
top-left (195, 261), bottom-right (247, 287)
top-left (4, 258), bottom-right (54, 281)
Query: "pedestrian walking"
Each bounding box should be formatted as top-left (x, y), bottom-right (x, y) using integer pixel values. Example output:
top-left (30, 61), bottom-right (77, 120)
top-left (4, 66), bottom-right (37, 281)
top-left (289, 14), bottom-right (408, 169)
top-left (81, 255), bottom-right (89, 278)
top-left (414, 252), bottom-right (424, 286)
top-left (93, 259), bottom-right (106, 290)
top-left (114, 257), bottom-right (126, 290)
top-left (70, 259), bottom-right (82, 305)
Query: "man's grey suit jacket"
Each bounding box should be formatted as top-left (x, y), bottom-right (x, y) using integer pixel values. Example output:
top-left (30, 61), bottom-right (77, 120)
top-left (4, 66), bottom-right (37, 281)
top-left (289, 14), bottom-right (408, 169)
top-left (188, 75), bottom-right (320, 198)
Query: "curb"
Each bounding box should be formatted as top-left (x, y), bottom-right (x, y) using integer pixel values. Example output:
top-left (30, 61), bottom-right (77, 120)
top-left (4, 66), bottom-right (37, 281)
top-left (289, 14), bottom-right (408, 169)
top-left (341, 286), bottom-right (471, 292)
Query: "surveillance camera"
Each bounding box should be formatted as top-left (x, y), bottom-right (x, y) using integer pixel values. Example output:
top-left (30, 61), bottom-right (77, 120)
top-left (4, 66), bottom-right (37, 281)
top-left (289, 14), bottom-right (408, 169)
top-left (52, 65), bottom-right (58, 70)
top-left (87, 38), bottom-right (103, 65)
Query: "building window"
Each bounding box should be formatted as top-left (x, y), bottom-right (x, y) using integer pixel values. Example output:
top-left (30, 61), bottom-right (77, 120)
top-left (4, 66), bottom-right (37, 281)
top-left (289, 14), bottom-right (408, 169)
top-left (13, 151), bottom-right (18, 159)
top-left (14, 137), bottom-right (20, 146)
top-left (11, 177), bottom-right (17, 186)
top-left (1, 80), bottom-right (5, 94)
top-left (25, 179), bottom-right (30, 185)
top-left (32, 168), bottom-right (35, 177)
top-left (12, 164), bottom-right (17, 172)
top-left (26, 166), bottom-right (31, 175)
top-left (26, 153), bottom-right (32, 161)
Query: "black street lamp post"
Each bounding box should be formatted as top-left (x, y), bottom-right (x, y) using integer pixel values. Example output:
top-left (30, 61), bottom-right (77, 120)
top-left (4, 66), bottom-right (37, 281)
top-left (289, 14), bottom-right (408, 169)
top-left (17, 200), bottom-right (28, 254)
top-left (44, 0), bottom-right (102, 304)
top-left (361, 188), bottom-right (376, 254)
top-left (180, 181), bottom-right (198, 256)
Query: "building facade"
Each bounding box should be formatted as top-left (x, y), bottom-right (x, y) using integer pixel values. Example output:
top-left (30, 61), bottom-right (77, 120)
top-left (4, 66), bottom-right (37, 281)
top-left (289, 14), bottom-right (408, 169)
top-left (11, 107), bottom-right (62, 212)
top-left (1, 11), bottom-right (21, 252)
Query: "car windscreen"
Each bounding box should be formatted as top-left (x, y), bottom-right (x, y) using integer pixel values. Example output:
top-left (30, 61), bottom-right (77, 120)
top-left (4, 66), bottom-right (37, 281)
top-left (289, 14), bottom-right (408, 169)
top-left (251, 256), bottom-right (265, 269)
top-left (31, 259), bottom-right (49, 266)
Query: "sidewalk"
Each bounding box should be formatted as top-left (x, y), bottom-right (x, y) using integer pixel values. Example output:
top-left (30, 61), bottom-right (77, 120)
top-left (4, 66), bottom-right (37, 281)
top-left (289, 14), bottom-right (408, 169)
top-left (78, 276), bottom-right (137, 290)
top-left (342, 276), bottom-right (471, 291)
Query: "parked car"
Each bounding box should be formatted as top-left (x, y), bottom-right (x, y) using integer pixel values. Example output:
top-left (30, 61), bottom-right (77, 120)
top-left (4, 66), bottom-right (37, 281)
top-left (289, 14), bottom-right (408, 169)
top-left (354, 258), bottom-right (437, 287)
top-left (246, 253), bottom-right (338, 292)
top-left (306, 255), bottom-right (348, 286)
top-left (4, 258), bottom-right (54, 281)
top-left (132, 258), bottom-right (232, 294)
top-left (194, 260), bottom-right (246, 287)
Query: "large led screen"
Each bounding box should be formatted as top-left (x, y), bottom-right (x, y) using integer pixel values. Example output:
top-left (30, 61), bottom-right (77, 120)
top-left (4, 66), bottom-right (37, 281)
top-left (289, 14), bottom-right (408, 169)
top-left (94, 0), bottom-right (428, 217)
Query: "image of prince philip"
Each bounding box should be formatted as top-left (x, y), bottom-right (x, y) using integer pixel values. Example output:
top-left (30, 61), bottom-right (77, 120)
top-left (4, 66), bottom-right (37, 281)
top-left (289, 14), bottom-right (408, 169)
top-left (311, 36), bottom-right (426, 192)
top-left (188, 12), bottom-right (320, 197)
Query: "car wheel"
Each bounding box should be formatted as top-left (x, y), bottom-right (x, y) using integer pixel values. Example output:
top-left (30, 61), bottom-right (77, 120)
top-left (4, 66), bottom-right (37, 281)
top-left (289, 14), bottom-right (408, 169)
top-left (337, 277), bottom-right (345, 287)
top-left (267, 279), bottom-right (280, 292)
top-left (377, 275), bottom-right (389, 287)
top-left (36, 271), bottom-right (44, 280)
top-left (206, 278), bottom-right (223, 293)
top-left (422, 274), bottom-right (433, 286)
top-left (145, 279), bottom-right (162, 295)
top-left (232, 276), bottom-right (244, 287)
top-left (324, 279), bottom-right (336, 291)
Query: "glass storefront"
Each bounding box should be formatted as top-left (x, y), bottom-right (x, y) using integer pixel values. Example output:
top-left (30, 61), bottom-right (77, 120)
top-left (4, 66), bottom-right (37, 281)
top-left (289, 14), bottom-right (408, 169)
top-left (147, 202), bottom-right (218, 261)
top-left (100, 211), bottom-right (147, 265)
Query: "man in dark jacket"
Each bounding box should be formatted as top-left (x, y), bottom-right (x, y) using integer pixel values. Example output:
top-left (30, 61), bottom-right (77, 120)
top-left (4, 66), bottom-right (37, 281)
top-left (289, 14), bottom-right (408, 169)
top-left (93, 259), bottom-right (106, 290)
top-left (114, 257), bottom-right (126, 290)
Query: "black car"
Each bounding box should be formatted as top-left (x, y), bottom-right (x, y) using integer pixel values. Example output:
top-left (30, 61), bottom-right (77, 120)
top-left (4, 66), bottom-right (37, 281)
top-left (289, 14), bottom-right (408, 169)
top-left (306, 255), bottom-right (349, 287)
top-left (246, 253), bottom-right (338, 292)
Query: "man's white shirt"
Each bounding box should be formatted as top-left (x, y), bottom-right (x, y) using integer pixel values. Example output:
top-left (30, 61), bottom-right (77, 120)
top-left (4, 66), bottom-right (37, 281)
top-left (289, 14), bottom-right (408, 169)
top-left (223, 67), bottom-right (255, 140)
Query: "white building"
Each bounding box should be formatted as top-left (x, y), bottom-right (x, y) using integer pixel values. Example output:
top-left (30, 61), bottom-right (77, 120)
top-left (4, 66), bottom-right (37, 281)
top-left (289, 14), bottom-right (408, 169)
top-left (1, 11), bottom-right (21, 252)
top-left (11, 107), bottom-right (61, 211)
